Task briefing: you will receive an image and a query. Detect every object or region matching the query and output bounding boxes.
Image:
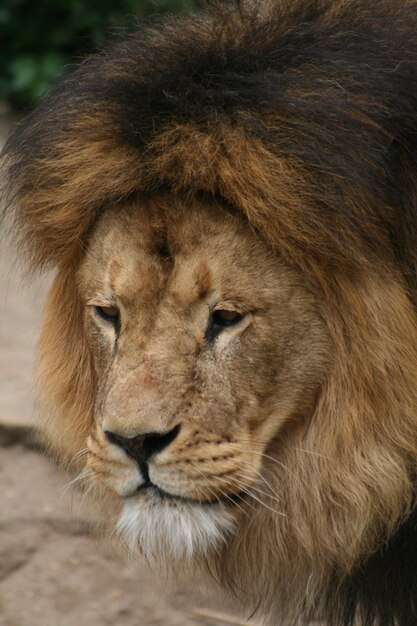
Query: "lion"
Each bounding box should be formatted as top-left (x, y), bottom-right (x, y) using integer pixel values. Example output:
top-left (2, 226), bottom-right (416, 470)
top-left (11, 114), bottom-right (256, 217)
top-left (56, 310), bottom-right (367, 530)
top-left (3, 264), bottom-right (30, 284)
top-left (2, 1), bottom-right (417, 624)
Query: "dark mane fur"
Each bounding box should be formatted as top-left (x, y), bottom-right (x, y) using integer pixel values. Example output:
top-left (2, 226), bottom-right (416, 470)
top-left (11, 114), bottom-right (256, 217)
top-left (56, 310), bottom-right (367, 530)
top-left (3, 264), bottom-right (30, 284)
top-left (2, 2), bottom-right (417, 624)
top-left (327, 508), bottom-right (417, 626)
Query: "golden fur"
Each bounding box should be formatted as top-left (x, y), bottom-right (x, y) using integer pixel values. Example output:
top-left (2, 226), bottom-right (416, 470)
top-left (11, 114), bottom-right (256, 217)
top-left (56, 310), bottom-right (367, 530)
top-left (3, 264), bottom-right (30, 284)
top-left (2, 1), bottom-right (417, 624)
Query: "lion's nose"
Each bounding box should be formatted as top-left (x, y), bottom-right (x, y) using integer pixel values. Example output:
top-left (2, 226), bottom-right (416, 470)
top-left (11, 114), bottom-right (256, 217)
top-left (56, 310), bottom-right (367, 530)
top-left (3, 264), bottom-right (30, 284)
top-left (104, 424), bottom-right (181, 465)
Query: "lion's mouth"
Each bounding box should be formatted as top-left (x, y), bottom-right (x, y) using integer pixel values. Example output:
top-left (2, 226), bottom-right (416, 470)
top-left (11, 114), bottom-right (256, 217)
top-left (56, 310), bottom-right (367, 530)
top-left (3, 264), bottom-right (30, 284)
top-left (135, 480), bottom-right (245, 507)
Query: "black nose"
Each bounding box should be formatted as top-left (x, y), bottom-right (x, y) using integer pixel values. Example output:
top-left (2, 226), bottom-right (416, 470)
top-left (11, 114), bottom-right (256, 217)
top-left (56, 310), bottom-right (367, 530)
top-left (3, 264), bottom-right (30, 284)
top-left (104, 424), bottom-right (181, 465)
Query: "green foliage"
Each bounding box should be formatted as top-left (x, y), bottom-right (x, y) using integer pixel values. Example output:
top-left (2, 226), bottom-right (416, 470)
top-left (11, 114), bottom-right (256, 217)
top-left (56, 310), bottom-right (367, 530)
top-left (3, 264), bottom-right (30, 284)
top-left (0, 0), bottom-right (196, 109)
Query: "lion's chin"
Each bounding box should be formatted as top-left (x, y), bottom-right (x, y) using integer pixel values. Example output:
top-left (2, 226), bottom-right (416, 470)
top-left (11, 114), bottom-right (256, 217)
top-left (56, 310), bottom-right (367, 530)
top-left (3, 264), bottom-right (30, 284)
top-left (116, 488), bottom-right (235, 563)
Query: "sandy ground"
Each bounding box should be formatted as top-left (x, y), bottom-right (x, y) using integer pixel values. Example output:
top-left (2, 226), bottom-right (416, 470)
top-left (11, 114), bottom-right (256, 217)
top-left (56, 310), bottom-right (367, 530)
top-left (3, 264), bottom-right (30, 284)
top-left (0, 114), bottom-right (250, 626)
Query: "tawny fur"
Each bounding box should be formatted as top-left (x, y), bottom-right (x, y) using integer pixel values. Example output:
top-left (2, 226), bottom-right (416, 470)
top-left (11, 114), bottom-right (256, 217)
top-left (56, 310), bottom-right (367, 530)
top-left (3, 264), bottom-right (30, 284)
top-left (2, 1), bottom-right (417, 624)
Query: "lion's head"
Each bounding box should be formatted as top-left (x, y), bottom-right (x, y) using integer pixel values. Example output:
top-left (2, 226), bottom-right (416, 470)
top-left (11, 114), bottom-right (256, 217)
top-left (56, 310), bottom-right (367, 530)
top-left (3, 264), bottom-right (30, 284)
top-left (2, 1), bottom-right (417, 624)
top-left (77, 196), bottom-right (329, 558)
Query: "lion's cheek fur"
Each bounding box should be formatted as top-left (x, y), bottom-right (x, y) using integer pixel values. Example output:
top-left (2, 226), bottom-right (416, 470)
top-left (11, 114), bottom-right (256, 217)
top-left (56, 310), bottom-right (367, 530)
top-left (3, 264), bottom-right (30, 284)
top-left (36, 262), bottom-right (96, 465)
top-left (219, 272), bottom-right (417, 619)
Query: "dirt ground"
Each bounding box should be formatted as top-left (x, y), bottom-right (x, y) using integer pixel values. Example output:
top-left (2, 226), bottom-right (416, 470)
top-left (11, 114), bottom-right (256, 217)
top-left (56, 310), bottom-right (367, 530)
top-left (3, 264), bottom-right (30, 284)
top-left (0, 114), bottom-right (250, 626)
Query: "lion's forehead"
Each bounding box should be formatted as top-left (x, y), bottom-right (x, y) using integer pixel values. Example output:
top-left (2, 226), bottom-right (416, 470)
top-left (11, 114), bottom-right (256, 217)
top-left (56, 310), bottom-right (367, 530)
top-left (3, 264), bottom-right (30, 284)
top-left (79, 198), bottom-right (286, 309)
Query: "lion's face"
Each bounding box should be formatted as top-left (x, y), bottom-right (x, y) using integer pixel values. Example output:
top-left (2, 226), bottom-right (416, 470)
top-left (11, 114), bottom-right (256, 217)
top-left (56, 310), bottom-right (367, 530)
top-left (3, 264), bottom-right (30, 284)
top-left (77, 196), bottom-right (329, 559)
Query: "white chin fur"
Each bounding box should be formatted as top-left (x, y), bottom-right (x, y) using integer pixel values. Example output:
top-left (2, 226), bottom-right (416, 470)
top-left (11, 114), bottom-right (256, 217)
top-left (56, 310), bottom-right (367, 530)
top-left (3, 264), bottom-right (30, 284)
top-left (116, 491), bottom-right (235, 563)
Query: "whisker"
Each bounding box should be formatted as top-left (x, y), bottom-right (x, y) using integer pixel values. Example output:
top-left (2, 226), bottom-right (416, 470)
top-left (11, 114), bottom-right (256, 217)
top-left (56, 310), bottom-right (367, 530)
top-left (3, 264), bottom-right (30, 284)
top-left (241, 488), bottom-right (286, 517)
top-left (295, 447), bottom-right (331, 461)
top-left (212, 474), bottom-right (278, 516)
top-left (229, 459), bottom-right (280, 498)
top-left (212, 456), bottom-right (282, 503)
top-left (224, 440), bottom-right (294, 477)
top-left (235, 436), bottom-right (336, 467)
top-left (77, 481), bottom-right (95, 519)
top-left (60, 467), bottom-right (93, 499)
top-left (180, 456), bottom-right (282, 513)
top-left (244, 450), bottom-right (294, 476)
top-left (190, 466), bottom-right (249, 517)
top-left (235, 473), bottom-right (282, 505)
top-left (67, 447), bottom-right (89, 470)
top-left (212, 472), bottom-right (286, 517)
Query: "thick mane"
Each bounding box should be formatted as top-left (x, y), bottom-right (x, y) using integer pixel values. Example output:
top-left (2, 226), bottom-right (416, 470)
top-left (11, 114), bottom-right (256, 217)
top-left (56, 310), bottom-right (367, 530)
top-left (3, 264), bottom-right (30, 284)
top-left (2, 0), bottom-right (417, 288)
top-left (2, 2), bottom-right (417, 625)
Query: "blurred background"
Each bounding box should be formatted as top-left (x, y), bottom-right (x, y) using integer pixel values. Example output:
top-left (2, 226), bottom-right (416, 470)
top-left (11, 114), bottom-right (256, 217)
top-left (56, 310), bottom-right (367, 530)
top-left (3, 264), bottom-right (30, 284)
top-left (0, 0), bottom-right (197, 110)
top-left (0, 2), bottom-right (253, 625)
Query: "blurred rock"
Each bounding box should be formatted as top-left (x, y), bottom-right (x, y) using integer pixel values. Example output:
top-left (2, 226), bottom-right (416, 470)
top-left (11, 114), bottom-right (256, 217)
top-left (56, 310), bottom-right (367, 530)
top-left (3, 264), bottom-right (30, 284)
top-left (0, 444), bottom-right (241, 626)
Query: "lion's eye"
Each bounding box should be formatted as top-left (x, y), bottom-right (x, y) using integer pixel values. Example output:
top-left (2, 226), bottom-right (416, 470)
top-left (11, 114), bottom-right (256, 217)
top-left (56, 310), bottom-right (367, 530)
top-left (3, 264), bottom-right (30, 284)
top-left (95, 305), bottom-right (120, 327)
top-left (206, 309), bottom-right (244, 343)
top-left (211, 310), bottom-right (243, 326)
